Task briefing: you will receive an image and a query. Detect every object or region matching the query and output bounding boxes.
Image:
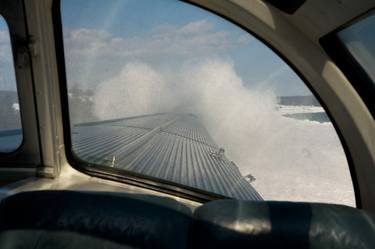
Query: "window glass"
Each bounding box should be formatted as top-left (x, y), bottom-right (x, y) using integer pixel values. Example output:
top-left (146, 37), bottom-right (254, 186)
top-left (338, 13), bottom-right (375, 82)
top-left (0, 16), bottom-right (22, 153)
top-left (61, 0), bottom-right (354, 205)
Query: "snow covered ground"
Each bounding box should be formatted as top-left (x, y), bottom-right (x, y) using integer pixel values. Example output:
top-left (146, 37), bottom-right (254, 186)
top-left (238, 105), bottom-right (356, 206)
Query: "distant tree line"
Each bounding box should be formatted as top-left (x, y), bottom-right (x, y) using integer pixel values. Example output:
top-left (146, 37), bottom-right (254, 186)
top-left (0, 85), bottom-right (97, 130)
top-left (278, 95), bottom-right (321, 106)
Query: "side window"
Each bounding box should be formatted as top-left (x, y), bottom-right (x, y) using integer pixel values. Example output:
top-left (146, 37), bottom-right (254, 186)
top-left (322, 12), bottom-right (375, 116)
top-left (0, 16), bottom-right (22, 153)
top-left (338, 13), bottom-right (375, 82)
top-left (61, 0), bottom-right (355, 205)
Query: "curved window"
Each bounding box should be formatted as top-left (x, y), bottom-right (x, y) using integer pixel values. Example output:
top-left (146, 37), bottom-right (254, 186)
top-left (61, 0), bottom-right (355, 205)
top-left (0, 16), bottom-right (22, 153)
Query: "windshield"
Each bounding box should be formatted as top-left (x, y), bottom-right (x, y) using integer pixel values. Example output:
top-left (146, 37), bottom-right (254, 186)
top-left (61, 0), bottom-right (354, 205)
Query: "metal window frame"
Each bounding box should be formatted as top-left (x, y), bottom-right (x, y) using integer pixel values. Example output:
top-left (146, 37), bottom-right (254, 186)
top-left (0, 0), bottom-right (40, 183)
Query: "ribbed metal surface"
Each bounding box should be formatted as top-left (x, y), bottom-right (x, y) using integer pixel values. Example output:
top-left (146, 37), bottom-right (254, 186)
top-left (72, 113), bottom-right (262, 200)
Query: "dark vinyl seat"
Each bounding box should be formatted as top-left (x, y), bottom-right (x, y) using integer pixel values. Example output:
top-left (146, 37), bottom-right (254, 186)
top-left (193, 199), bottom-right (375, 249)
top-left (0, 190), bottom-right (193, 249)
top-left (0, 191), bottom-right (374, 249)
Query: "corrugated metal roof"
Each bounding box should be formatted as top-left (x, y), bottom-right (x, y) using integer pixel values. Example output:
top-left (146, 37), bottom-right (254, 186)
top-left (72, 113), bottom-right (262, 200)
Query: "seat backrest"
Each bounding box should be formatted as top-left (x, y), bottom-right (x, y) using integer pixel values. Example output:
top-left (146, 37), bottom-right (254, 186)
top-left (0, 190), bottom-right (193, 249)
top-left (2, 191), bottom-right (375, 249)
top-left (193, 199), bottom-right (375, 249)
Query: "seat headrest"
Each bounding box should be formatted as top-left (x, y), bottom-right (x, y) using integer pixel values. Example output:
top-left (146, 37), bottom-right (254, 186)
top-left (193, 200), bottom-right (375, 249)
top-left (0, 190), bottom-right (193, 249)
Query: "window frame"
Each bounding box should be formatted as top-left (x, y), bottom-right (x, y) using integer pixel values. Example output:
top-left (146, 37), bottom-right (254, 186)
top-left (0, 16), bottom-right (24, 154)
top-left (0, 0), bottom-right (42, 185)
top-left (0, 0), bottom-right (41, 182)
top-left (0, 13), bottom-right (25, 157)
top-left (53, 0), bottom-right (359, 205)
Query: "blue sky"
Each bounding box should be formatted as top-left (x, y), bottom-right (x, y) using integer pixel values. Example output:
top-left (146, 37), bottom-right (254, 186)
top-left (0, 0), bottom-right (309, 95)
top-left (61, 0), bottom-right (310, 97)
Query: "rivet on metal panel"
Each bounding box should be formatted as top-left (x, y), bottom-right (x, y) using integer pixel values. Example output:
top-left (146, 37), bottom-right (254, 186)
top-left (111, 155), bottom-right (116, 167)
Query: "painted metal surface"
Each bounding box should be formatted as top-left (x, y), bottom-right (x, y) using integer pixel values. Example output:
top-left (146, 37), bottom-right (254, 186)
top-left (72, 113), bottom-right (262, 200)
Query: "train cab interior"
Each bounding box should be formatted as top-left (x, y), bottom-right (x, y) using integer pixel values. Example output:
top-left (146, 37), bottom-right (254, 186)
top-left (0, 0), bottom-right (374, 248)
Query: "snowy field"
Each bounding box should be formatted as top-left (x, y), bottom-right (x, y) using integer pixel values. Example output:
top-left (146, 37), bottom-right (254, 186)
top-left (235, 105), bottom-right (355, 206)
